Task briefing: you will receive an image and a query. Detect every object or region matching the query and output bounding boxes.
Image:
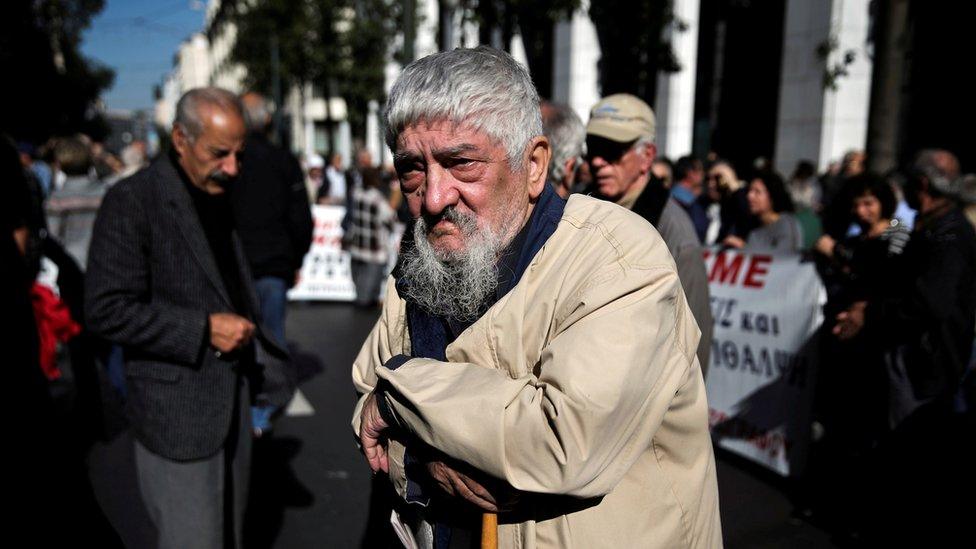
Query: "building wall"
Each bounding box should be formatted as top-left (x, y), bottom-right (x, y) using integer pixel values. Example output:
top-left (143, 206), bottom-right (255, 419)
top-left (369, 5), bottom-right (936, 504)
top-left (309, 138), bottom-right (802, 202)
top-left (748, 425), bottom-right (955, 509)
top-left (177, 34), bottom-right (211, 91)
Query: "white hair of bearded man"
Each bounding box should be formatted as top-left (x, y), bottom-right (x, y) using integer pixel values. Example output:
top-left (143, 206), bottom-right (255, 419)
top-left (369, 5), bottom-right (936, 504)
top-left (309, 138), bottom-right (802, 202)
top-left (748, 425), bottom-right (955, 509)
top-left (384, 46), bottom-right (542, 172)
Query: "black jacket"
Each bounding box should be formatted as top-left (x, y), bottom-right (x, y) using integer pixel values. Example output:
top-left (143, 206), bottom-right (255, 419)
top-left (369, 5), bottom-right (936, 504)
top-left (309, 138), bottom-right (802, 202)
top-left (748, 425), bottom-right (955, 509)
top-left (869, 205), bottom-right (976, 400)
top-left (85, 154), bottom-right (294, 461)
top-left (231, 133), bottom-right (313, 282)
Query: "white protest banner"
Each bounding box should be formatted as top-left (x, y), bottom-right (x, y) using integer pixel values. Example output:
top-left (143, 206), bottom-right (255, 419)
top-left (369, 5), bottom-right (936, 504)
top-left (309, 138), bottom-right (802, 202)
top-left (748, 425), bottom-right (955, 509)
top-left (703, 248), bottom-right (825, 476)
top-left (288, 205), bottom-right (356, 301)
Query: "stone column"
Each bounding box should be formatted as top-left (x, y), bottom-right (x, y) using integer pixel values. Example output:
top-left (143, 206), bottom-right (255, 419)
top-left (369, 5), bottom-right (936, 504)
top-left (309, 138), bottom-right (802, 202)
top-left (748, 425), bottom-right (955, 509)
top-left (366, 100), bottom-right (382, 165)
top-left (654, 0), bottom-right (700, 159)
top-left (552, 1), bottom-right (601, 123)
top-left (774, 0), bottom-right (873, 176)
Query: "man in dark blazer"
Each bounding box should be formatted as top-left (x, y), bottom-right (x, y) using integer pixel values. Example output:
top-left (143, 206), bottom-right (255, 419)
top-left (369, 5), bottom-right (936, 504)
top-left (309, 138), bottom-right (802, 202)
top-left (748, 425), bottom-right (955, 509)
top-left (85, 87), bottom-right (292, 549)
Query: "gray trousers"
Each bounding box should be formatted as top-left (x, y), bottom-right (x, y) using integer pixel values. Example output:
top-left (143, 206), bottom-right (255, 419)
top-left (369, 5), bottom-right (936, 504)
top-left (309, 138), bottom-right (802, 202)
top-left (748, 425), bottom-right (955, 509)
top-left (134, 380), bottom-right (252, 549)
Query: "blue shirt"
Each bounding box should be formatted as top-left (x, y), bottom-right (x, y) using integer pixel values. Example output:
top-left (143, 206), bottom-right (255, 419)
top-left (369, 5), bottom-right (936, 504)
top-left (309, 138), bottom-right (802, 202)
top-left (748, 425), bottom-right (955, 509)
top-left (671, 185), bottom-right (709, 243)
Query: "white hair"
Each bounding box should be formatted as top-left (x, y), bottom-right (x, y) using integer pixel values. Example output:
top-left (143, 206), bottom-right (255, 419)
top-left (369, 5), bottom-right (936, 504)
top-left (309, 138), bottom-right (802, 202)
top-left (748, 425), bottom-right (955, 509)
top-left (384, 46), bottom-right (542, 171)
top-left (542, 102), bottom-right (584, 183)
top-left (242, 94), bottom-right (272, 132)
top-left (120, 143), bottom-right (145, 168)
top-left (632, 136), bottom-right (655, 158)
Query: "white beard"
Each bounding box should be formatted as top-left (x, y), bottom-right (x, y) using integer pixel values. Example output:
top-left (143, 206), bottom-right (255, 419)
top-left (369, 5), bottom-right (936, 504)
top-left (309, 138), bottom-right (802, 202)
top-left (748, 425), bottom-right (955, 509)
top-left (398, 207), bottom-right (507, 321)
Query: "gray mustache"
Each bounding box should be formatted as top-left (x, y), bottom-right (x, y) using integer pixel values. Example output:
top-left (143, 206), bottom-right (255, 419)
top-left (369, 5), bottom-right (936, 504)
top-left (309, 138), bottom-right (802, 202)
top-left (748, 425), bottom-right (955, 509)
top-left (421, 206), bottom-right (478, 234)
top-left (209, 170), bottom-right (235, 187)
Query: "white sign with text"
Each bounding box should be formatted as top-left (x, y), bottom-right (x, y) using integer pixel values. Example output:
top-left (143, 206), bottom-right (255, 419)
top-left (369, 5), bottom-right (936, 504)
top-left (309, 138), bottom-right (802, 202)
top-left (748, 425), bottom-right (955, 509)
top-left (703, 248), bottom-right (825, 476)
top-left (288, 205), bottom-right (356, 301)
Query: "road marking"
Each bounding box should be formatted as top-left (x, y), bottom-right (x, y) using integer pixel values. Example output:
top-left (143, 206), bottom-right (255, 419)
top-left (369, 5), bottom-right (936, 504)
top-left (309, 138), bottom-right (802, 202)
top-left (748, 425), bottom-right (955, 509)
top-left (285, 389), bottom-right (315, 416)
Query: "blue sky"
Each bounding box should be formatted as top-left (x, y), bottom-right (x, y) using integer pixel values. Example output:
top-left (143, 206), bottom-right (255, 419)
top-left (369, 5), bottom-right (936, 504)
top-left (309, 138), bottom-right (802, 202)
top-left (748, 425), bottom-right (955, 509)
top-left (81, 0), bottom-right (208, 112)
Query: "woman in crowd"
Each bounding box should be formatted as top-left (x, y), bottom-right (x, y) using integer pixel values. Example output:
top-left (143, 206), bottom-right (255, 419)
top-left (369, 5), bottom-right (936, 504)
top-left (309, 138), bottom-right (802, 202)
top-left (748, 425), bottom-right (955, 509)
top-left (815, 173), bottom-right (910, 292)
top-left (807, 172), bottom-right (911, 540)
top-left (723, 170), bottom-right (803, 253)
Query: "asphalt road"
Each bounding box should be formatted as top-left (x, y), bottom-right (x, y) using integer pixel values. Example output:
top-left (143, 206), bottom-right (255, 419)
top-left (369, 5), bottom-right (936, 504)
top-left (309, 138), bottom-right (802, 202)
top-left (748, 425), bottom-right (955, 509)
top-left (86, 301), bottom-right (837, 548)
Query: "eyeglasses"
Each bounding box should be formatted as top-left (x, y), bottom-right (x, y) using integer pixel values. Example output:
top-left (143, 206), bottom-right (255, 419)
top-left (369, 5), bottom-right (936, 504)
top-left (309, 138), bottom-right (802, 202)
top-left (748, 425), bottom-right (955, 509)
top-left (585, 136), bottom-right (637, 164)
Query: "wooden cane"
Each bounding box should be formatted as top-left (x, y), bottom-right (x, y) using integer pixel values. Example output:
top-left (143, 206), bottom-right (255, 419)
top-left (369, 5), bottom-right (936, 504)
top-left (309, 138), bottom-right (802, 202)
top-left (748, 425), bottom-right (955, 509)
top-left (481, 512), bottom-right (498, 549)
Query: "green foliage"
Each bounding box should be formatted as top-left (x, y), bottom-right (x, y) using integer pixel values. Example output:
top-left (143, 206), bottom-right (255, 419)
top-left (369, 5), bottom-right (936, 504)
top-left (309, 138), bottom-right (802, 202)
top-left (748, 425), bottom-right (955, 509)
top-left (0, 0), bottom-right (115, 142)
top-left (340, 0), bottom-right (406, 136)
top-left (450, 0), bottom-right (578, 98)
top-left (589, 0), bottom-right (682, 105)
top-left (231, 0), bottom-right (326, 94)
top-left (816, 35), bottom-right (857, 91)
top-left (232, 0), bottom-right (413, 140)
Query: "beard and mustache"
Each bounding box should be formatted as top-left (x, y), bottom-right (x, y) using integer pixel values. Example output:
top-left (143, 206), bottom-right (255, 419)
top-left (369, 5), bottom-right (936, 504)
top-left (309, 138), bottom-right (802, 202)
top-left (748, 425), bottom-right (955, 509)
top-left (398, 206), bottom-right (511, 322)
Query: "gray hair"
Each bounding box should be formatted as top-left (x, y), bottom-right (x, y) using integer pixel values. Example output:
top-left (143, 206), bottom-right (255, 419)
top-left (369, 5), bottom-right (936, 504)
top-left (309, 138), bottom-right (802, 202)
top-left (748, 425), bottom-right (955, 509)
top-left (955, 174), bottom-right (976, 205)
top-left (120, 143), bottom-right (145, 169)
top-left (913, 148), bottom-right (961, 197)
top-left (385, 46), bottom-right (542, 171)
top-left (174, 87), bottom-right (243, 142)
top-left (633, 136), bottom-right (655, 157)
top-left (241, 93), bottom-right (272, 132)
top-left (542, 102), bottom-right (584, 183)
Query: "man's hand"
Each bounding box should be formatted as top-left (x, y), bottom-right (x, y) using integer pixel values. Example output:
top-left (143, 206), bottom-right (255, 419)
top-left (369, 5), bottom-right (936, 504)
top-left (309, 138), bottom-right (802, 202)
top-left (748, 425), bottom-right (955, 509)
top-left (426, 460), bottom-right (518, 513)
top-left (209, 312), bottom-right (255, 353)
top-left (359, 392), bottom-right (390, 473)
top-left (833, 301), bottom-right (867, 340)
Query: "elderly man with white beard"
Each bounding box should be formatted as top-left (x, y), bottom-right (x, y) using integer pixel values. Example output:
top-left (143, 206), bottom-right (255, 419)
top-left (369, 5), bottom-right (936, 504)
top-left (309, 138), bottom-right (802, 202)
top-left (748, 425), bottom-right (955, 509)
top-left (352, 47), bottom-right (722, 549)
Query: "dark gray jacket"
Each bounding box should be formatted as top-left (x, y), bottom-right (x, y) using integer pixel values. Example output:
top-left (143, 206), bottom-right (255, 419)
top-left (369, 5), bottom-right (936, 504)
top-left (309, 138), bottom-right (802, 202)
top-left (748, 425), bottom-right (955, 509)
top-left (85, 154), bottom-right (293, 461)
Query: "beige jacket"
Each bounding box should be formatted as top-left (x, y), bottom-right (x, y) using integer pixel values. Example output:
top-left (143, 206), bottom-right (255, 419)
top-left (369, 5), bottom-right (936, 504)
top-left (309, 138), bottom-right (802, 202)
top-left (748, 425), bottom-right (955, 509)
top-left (352, 194), bottom-right (722, 548)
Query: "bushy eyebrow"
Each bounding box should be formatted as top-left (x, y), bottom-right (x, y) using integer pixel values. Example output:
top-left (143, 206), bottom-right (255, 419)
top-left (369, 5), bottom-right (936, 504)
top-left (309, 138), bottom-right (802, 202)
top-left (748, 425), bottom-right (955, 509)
top-left (393, 151), bottom-right (418, 163)
top-left (394, 143), bottom-right (481, 164)
top-left (433, 144), bottom-right (479, 158)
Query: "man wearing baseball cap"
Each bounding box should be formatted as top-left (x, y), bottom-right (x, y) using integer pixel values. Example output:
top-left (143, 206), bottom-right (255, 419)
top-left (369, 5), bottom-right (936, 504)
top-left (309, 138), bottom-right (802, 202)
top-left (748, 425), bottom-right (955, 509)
top-left (586, 93), bottom-right (713, 374)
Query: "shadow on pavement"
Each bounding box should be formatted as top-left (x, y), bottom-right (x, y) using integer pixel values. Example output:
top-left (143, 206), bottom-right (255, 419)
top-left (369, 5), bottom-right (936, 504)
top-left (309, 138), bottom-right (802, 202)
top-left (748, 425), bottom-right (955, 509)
top-left (291, 344), bottom-right (326, 385)
top-left (244, 436), bottom-right (315, 549)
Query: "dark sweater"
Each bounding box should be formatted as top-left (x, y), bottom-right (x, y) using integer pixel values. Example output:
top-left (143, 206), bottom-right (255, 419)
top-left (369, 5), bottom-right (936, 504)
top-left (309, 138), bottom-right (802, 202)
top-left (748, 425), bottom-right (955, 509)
top-left (177, 159), bottom-right (247, 316)
top-left (870, 205), bottom-right (976, 400)
top-left (230, 133), bottom-right (313, 282)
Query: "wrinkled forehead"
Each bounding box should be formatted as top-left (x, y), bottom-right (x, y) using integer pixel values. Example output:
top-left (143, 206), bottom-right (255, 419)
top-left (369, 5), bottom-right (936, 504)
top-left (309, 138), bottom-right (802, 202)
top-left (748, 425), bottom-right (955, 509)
top-left (396, 118), bottom-right (500, 154)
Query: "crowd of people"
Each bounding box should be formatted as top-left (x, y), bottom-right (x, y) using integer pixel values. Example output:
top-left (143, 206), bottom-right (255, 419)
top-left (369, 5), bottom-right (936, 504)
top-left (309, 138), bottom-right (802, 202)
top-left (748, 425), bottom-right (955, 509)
top-left (3, 44), bottom-right (975, 547)
top-left (539, 91), bottom-right (975, 544)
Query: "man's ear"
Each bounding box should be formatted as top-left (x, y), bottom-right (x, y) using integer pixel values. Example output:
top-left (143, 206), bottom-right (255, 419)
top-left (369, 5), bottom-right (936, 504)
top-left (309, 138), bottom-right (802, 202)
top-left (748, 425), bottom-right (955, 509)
top-left (526, 135), bottom-right (551, 200)
top-left (638, 142), bottom-right (657, 175)
top-left (171, 125), bottom-right (189, 157)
